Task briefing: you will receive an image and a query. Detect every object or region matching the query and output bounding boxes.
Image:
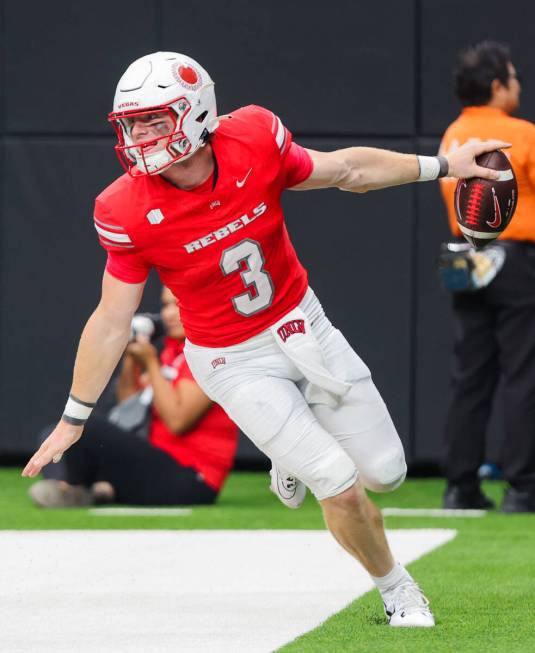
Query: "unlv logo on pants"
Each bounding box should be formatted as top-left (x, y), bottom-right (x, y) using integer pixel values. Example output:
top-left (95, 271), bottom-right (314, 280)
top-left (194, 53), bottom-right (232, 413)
top-left (277, 319), bottom-right (306, 343)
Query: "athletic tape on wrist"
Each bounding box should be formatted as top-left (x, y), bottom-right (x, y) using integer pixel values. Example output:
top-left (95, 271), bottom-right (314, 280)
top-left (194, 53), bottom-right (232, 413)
top-left (62, 394), bottom-right (96, 425)
top-left (416, 155), bottom-right (441, 182)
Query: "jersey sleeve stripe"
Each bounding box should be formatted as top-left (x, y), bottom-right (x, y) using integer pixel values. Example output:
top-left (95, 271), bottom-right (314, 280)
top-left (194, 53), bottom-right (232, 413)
top-left (94, 216), bottom-right (126, 231)
top-left (270, 112), bottom-right (278, 135)
top-left (279, 127), bottom-right (290, 155)
top-left (95, 224), bottom-right (132, 243)
top-left (274, 116), bottom-right (286, 152)
top-left (99, 237), bottom-right (135, 249)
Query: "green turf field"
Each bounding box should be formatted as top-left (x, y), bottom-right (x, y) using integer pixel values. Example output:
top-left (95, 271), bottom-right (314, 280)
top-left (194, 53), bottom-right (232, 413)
top-left (2, 468), bottom-right (533, 652)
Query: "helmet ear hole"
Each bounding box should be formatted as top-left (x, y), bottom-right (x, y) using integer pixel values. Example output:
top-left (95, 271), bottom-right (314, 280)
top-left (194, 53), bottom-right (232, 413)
top-left (196, 110), bottom-right (208, 123)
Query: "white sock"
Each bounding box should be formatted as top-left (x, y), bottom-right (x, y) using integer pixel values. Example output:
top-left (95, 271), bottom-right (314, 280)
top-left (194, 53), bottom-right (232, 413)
top-left (371, 561), bottom-right (412, 595)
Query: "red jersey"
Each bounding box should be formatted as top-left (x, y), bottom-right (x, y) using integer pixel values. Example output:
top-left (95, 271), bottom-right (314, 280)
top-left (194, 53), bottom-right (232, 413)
top-left (94, 105), bottom-right (314, 346)
top-left (149, 338), bottom-right (239, 491)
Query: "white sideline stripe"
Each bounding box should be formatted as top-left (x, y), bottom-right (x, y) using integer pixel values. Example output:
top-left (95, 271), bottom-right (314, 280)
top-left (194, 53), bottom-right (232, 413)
top-left (496, 169), bottom-right (513, 181)
top-left (0, 529), bottom-right (456, 653)
top-left (89, 507), bottom-right (192, 517)
top-left (382, 508), bottom-right (486, 517)
top-left (94, 224), bottom-right (132, 243)
top-left (459, 224), bottom-right (499, 239)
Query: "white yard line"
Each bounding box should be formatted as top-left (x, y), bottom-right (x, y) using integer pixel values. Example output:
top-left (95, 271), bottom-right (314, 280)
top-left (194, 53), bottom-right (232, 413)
top-left (382, 508), bottom-right (486, 517)
top-left (0, 529), bottom-right (456, 653)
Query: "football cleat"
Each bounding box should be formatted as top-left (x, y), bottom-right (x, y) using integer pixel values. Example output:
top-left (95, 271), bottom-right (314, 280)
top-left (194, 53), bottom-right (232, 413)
top-left (383, 580), bottom-right (435, 627)
top-left (269, 464), bottom-right (306, 509)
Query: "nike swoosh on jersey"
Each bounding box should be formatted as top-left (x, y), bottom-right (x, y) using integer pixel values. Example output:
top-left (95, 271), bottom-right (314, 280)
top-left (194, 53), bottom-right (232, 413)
top-left (236, 168), bottom-right (253, 188)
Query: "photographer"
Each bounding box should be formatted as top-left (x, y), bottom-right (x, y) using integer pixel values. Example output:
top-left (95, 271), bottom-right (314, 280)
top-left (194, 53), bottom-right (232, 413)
top-left (29, 287), bottom-right (239, 507)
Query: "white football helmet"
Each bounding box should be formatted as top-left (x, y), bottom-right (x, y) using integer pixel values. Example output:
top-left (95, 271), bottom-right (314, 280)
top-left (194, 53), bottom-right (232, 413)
top-left (109, 52), bottom-right (218, 176)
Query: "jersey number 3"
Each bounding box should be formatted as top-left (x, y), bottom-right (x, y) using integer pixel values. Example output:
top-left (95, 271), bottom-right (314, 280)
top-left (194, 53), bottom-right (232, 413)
top-left (220, 239), bottom-right (274, 316)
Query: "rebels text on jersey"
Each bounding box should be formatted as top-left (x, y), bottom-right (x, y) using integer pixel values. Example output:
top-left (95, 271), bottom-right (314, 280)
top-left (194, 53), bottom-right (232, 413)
top-left (94, 105), bottom-right (313, 347)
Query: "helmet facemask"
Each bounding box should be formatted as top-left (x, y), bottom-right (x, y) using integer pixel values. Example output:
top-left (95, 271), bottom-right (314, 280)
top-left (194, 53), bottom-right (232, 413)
top-left (109, 99), bottom-right (201, 176)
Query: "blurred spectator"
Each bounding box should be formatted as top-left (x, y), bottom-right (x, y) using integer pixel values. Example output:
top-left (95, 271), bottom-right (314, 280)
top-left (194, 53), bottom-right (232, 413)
top-left (439, 41), bottom-right (535, 513)
top-left (29, 287), bottom-right (239, 507)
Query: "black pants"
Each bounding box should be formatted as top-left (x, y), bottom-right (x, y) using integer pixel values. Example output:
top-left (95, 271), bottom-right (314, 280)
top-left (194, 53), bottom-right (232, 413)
top-left (39, 416), bottom-right (217, 505)
top-left (443, 241), bottom-right (535, 492)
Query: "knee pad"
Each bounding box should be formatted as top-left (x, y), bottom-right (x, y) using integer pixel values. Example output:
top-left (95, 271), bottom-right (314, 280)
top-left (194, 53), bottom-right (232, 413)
top-left (304, 445), bottom-right (358, 501)
top-left (222, 377), bottom-right (359, 500)
top-left (363, 449), bottom-right (407, 493)
top-left (271, 417), bottom-right (359, 501)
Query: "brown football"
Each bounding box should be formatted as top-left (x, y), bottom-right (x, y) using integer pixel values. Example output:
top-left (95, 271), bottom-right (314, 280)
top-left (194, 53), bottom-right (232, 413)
top-left (455, 149), bottom-right (517, 248)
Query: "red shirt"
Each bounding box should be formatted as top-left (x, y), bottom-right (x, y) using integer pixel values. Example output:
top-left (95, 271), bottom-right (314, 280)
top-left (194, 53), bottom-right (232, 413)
top-left (149, 338), bottom-right (239, 491)
top-left (94, 105), bottom-right (314, 347)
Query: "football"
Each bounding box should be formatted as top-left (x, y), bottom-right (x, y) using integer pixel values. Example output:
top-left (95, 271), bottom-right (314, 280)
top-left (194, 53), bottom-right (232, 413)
top-left (454, 149), bottom-right (518, 248)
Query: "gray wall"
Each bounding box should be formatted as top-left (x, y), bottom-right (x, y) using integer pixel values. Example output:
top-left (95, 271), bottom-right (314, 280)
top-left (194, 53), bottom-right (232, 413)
top-left (1, 0), bottom-right (534, 464)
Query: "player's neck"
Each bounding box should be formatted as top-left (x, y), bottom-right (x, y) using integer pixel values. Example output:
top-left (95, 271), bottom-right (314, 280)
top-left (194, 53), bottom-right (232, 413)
top-left (160, 144), bottom-right (215, 190)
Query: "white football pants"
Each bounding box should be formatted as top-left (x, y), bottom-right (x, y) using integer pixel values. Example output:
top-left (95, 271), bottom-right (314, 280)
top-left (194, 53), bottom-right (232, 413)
top-left (185, 288), bottom-right (407, 500)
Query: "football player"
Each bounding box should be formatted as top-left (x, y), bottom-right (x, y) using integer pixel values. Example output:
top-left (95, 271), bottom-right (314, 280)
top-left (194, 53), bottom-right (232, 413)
top-left (23, 52), bottom-right (508, 627)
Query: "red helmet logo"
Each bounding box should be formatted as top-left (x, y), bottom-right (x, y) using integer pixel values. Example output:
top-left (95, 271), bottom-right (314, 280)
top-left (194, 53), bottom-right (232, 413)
top-left (173, 62), bottom-right (202, 90)
top-left (178, 65), bottom-right (198, 85)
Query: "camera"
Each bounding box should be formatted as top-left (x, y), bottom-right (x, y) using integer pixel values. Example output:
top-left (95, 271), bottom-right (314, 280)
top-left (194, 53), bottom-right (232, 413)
top-left (129, 313), bottom-right (165, 342)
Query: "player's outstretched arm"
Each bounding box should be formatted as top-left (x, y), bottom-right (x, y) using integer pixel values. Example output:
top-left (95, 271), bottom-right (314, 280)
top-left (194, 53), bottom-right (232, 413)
top-left (290, 139), bottom-right (511, 192)
top-left (21, 272), bottom-right (145, 478)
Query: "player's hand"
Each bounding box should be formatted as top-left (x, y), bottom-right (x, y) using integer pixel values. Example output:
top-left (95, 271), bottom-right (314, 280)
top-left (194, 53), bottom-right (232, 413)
top-left (126, 338), bottom-right (158, 366)
top-left (21, 421), bottom-right (84, 478)
top-left (446, 140), bottom-right (511, 180)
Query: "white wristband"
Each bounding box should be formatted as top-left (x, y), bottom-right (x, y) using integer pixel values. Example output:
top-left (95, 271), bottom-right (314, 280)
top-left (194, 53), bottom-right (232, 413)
top-left (62, 394), bottom-right (95, 425)
top-left (416, 155), bottom-right (440, 182)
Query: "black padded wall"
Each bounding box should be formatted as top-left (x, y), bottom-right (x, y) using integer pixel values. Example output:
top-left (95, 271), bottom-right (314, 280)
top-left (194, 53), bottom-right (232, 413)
top-left (161, 0), bottom-right (416, 134)
top-left (4, 2), bottom-right (159, 134)
top-left (1, 0), bottom-right (535, 464)
top-left (420, 0), bottom-right (535, 134)
top-left (413, 139), bottom-right (453, 462)
top-left (0, 138), bottom-right (162, 451)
